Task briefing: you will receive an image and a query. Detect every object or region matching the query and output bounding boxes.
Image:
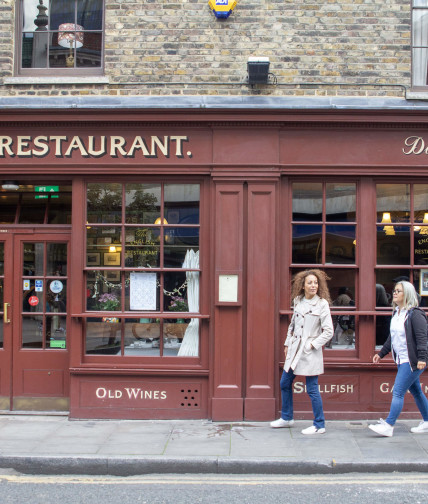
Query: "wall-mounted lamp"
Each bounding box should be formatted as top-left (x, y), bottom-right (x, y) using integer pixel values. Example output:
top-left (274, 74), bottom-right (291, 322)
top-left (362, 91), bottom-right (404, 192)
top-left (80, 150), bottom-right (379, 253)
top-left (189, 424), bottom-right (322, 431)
top-left (247, 57), bottom-right (270, 85)
top-left (1, 180), bottom-right (19, 190)
top-left (208, 0), bottom-right (237, 19)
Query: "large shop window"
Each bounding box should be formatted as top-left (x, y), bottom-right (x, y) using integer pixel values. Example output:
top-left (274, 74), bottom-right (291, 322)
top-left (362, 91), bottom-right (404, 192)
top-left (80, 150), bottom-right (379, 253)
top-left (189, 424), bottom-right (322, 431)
top-left (291, 182), bottom-right (357, 350)
top-left (85, 183), bottom-right (201, 358)
top-left (412, 0), bottom-right (428, 88)
top-left (17, 0), bottom-right (103, 76)
top-left (375, 183), bottom-right (428, 347)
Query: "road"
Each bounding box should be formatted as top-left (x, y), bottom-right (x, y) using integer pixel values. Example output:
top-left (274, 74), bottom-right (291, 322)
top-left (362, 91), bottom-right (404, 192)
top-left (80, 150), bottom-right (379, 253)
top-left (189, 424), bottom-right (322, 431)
top-left (0, 472), bottom-right (427, 503)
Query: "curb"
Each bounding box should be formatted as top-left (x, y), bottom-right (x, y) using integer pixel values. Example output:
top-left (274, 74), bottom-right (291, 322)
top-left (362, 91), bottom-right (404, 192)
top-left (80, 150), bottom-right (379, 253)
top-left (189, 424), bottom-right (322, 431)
top-left (1, 456), bottom-right (428, 476)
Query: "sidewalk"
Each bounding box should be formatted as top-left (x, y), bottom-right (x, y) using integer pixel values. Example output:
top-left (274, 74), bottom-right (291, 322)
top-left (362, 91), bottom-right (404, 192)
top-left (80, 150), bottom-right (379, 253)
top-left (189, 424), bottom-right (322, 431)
top-left (0, 415), bottom-right (427, 476)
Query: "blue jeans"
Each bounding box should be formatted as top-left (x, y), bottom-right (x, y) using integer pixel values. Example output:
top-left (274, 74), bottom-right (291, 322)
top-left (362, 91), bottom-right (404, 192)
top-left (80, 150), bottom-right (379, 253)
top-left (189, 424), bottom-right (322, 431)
top-left (280, 368), bottom-right (325, 429)
top-left (385, 362), bottom-right (428, 426)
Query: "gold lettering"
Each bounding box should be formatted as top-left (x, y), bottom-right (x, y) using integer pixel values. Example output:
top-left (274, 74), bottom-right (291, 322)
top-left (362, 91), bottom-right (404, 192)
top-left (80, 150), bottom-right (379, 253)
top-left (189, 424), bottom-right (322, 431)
top-left (0, 136), bottom-right (14, 157)
top-left (403, 136), bottom-right (426, 155)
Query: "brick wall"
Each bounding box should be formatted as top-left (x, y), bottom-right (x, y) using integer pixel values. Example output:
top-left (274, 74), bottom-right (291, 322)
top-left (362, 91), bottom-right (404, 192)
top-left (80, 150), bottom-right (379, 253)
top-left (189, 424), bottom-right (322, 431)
top-left (0, 0), bottom-right (411, 98)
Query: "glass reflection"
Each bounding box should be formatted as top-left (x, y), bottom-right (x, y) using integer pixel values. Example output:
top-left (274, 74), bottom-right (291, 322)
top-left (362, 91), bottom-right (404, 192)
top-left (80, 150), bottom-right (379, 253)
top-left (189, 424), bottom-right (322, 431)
top-left (85, 318), bottom-right (121, 355)
top-left (325, 225), bottom-right (356, 264)
top-left (292, 183), bottom-right (322, 221)
top-left (0, 193), bottom-right (19, 224)
top-left (86, 227), bottom-right (121, 267)
top-left (23, 242), bottom-right (44, 276)
top-left (87, 183), bottom-right (122, 223)
top-left (86, 271), bottom-right (121, 311)
top-left (0, 279), bottom-right (3, 305)
top-left (23, 284), bottom-right (43, 313)
top-left (292, 225), bottom-right (322, 263)
top-left (0, 315), bottom-right (3, 348)
top-left (47, 243), bottom-right (67, 276)
top-left (326, 183), bottom-right (356, 222)
top-left (125, 184), bottom-right (160, 224)
top-left (123, 319), bottom-right (160, 356)
top-left (0, 243), bottom-right (3, 275)
top-left (414, 184), bottom-right (428, 221)
top-left (164, 184), bottom-right (200, 225)
top-left (19, 194), bottom-right (47, 223)
top-left (414, 227), bottom-right (428, 265)
top-left (377, 226), bottom-right (410, 265)
top-left (22, 315), bottom-right (43, 348)
top-left (47, 193), bottom-right (72, 224)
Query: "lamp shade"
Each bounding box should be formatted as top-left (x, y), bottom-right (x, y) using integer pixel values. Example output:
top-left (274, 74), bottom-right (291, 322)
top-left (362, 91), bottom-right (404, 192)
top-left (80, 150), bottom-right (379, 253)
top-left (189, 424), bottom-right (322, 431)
top-left (58, 23), bottom-right (84, 49)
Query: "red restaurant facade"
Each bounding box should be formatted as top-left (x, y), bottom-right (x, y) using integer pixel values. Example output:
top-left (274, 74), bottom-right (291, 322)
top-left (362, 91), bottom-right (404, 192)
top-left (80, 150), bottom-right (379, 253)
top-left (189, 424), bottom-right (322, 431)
top-left (1, 104), bottom-right (428, 421)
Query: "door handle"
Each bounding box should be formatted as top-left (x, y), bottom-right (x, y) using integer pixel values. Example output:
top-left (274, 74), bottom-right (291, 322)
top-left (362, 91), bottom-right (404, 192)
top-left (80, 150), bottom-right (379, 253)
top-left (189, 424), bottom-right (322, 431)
top-left (3, 303), bottom-right (10, 324)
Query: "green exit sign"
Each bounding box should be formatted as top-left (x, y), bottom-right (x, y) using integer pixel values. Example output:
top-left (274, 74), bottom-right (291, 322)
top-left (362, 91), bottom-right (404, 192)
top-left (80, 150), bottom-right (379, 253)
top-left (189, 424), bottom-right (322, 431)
top-left (35, 185), bottom-right (59, 199)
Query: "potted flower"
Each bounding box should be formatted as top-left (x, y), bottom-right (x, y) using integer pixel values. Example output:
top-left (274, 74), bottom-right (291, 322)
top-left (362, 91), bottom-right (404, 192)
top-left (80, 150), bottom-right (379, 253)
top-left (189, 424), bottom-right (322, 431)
top-left (97, 293), bottom-right (120, 311)
top-left (168, 295), bottom-right (188, 323)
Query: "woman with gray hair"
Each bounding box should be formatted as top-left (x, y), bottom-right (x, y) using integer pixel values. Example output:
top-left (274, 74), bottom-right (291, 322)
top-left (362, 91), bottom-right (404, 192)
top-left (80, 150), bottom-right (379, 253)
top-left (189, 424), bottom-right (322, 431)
top-left (369, 281), bottom-right (428, 437)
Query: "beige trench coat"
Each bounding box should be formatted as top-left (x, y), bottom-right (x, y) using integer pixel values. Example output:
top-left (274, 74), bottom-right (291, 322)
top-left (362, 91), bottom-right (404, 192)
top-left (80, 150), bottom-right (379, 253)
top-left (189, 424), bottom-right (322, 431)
top-left (284, 295), bottom-right (333, 376)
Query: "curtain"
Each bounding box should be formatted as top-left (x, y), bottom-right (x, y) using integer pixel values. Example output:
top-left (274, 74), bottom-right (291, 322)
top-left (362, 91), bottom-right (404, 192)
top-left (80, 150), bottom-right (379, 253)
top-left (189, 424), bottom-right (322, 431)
top-left (177, 249), bottom-right (199, 357)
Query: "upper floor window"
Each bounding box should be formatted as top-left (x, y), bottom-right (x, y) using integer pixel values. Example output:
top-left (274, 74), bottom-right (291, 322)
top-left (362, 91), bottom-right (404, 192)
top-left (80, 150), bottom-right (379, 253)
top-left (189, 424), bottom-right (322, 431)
top-left (413, 0), bottom-right (428, 88)
top-left (17, 0), bottom-right (104, 76)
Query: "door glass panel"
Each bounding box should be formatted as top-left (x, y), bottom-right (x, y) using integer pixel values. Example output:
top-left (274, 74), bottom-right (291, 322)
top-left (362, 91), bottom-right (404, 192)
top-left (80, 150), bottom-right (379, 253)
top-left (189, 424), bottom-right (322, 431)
top-left (24, 243), bottom-right (44, 276)
top-left (0, 243), bottom-right (3, 274)
top-left (46, 315), bottom-right (67, 348)
top-left (47, 243), bottom-right (67, 276)
top-left (0, 314), bottom-right (3, 349)
top-left (0, 279), bottom-right (3, 305)
top-left (22, 315), bottom-right (43, 348)
top-left (47, 280), bottom-right (67, 312)
top-left (23, 284), bottom-right (43, 313)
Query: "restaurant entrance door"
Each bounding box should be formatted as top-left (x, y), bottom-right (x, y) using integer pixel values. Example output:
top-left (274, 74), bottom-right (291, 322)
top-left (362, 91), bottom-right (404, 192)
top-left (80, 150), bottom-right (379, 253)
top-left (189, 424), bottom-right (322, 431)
top-left (0, 231), bottom-right (70, 411)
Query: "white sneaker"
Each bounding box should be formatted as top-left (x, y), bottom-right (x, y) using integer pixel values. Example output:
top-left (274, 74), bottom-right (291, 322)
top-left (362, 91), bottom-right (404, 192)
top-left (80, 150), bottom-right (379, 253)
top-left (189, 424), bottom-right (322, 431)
top-left (301, 425), bottom-right (326, 435)
top-left (410, 421), bottom-right (428, 434)
top-left (368, 418), bottom-right (394, 437)
top-left (270, 418), bottom-right (295, 428)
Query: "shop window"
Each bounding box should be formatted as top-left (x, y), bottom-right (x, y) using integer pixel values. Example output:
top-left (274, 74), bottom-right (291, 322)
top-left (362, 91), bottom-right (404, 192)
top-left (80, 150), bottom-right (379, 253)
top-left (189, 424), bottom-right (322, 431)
top-left (0, 185), bottom-right (72, 225)
top-left (291, 182), bottom-right (357, 350)
top-left (375, 183), bottom-right (428, 346)
top-left (412, 0), bottom-right (428, 88)
top-left (17, 0), bottom-right (104, 76)
top-left (85, 183), bottom-right (201, 358)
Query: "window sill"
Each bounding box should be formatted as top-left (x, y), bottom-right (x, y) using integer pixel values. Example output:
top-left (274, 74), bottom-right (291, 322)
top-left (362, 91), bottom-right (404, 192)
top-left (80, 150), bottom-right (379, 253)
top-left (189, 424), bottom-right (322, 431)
top-left (406, 90), bottom-right (428, 100)
top-left (4, 76), bottom-right (109, 85)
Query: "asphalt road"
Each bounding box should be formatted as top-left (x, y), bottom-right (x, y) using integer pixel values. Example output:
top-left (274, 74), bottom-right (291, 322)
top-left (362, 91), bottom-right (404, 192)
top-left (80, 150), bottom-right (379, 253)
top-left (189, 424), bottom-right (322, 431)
top-left (0, 472), bottom-right (427, 504)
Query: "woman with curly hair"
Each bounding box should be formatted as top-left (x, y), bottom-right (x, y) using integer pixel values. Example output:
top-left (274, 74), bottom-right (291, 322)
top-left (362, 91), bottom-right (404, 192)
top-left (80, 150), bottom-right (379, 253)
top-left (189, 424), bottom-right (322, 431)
top-left (271, 269), bottom-right (333, 435)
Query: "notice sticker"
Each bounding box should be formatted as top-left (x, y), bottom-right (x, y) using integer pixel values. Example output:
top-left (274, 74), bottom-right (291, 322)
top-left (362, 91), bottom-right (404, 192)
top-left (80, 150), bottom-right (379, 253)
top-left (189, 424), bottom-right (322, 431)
top-left (35, 280), bottom-right (43, 292)
top-left (28, 295), bottom-right (39, 306)
top-left (23, 279), bottom-right (30, 291)
top-left (50, 280), bottom-right (63, 294)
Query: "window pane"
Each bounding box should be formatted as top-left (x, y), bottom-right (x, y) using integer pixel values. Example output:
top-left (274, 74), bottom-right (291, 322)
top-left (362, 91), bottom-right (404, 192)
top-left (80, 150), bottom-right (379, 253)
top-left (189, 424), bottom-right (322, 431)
top-left (77, 0), bottom-right (103, 29)
top-left (22, 315), bottom-right (43, 348)
top-left (414, 227), bottom-right (428, 265)
top-left (326, 183), bottom-right (356, 222)
top-left (124, 227), bottom-right (160, 268)
top-left (0, 193), bottom-right (18, 224)
top-left (164, 320), bottom-right (197, 357)
top-left (124, 319), bottom-right (160, 356)
top-left (23, 243), bottom-right (44, 276)
top-left (329, 270), bottom-right (356, 350)
top-left (125, 184), bottom-right (161, 224)
top-left (47, 193), bottom-right (72, 224)
top-left (76, 32), bottom-right (102, 68)
top-left (376, 269), bottom-right (413, 304)
top-left (165, 184), bottom-right (200, 225)
top-left (87, 183), bottom-right (122, 223)
top-left (85, 317), bottom-right (121, 355)
top-left (19, 193), bottom-right (47, 223)
top-left (47, 243), bottom-right (67, 276)
top-left (86, 227), bottom-right (121, 267)
top-left (125, 272), bottom-right (160, 312)
top-left (376, 184), bottom-right (410, 223)
top-left (325, 225), bottom-right (356, 264)
top-left (292, 183), bottom-right (322, 221)
top-left (0, 243), bottom-right (3, 275)
top-left (414, 184), bottom-right (428, 221)
top-left (292, 224), bottom-right (322, 263)
top-left (164, 228), bottom-right (199, 268)
top-left (375, 315), bottom-right (391, 348)
top-left (164, 271), bottom-right (189, 313)
top-left (87, 271), bottom-right (121, 311)
top-left (47, 279), bottom-right (67, 312)
top-left (0, 279), bottom-right (3, 305)
top-left (377, 226), bottom-right (410, 265)
top-left (46, 314), bottom-right (67, 349)
top-left (50, 0), bottom-right (75, 29)
top-left (23, 283), bottom-right (43, 312)
top-left (0, 313), bottom-right (3, 349)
